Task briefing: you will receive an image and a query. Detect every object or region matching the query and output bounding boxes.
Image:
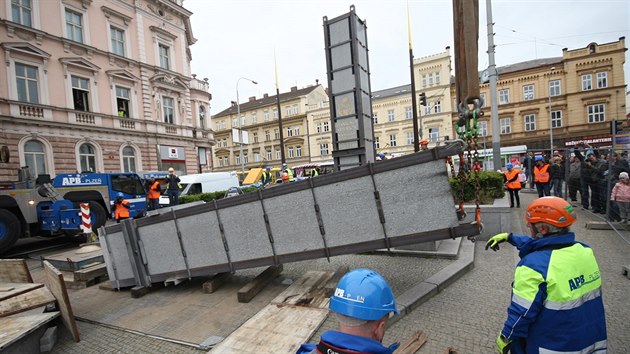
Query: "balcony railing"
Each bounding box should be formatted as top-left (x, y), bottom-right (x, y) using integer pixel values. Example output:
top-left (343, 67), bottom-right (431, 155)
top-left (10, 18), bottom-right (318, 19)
top-left (76, 112), bottom-right (95, 124)
top-left (19, 104), bottom-right (44, 118)
top-left (2, 100), bottom-right (214, 144)
top-left (120, 119), bottom-right (136, 129)
top-left (190, 76), bottom-right (210, 92)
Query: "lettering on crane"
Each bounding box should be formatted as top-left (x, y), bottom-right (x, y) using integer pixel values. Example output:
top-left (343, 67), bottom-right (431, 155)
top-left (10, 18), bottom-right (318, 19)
top-left (61, 177), bottom-right (102, 185)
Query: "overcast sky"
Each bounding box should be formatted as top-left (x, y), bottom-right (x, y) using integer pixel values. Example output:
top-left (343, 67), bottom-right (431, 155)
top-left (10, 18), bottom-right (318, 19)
top-left (183, 0), bottom-right (629, 115)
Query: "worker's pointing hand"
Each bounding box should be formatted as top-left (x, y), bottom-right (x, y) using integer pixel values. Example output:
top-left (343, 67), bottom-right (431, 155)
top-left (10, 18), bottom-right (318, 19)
top-left (485, 233), bottom-right (510, 251)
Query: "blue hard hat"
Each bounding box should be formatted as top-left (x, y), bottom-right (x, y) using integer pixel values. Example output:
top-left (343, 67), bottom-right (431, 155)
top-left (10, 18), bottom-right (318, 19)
top-left (266, 166), bottom-right (271, 170)
top-left (506, 163), bottom-right (513, 169)
top-left (535, 155), bottom-right (544, 162)
top-left (329, 268), bottom-right (399, 321)
top-left (117, 192), bottom-right (124, 198)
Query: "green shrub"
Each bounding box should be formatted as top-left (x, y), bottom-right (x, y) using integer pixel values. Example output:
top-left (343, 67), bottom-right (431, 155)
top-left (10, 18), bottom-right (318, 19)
top-left (179, 187), bottom-right (260, 204)
top-left (449, 171), bottom-right (505, 204)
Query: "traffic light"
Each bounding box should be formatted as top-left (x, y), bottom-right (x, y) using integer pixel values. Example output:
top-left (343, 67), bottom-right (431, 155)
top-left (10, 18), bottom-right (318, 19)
top-left (611, 120), bottom-right (624, 134)
top-left (419, 92), bottom-right (427, 106)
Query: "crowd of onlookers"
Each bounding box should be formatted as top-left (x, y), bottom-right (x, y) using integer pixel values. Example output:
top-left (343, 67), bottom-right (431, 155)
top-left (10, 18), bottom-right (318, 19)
top-left (517, 142), bottom-right (630, 223)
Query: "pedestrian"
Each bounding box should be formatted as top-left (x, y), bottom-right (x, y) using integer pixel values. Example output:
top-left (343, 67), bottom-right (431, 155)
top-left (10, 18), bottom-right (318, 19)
top-left (573, 145), bottom-right (593, 210)
top-left (549, 156), bottom-right (565, 198)
top-left (147, 177), bottom-right (161, 211)
top-left (165, 167), bottom-right (181, 206)
top-left (503, 163), bottom-right (521, 208)
top-left (585, 151), bottom-right (606, 213)
top-left (533, 155), bottom-right (551, 197)
top-left (485, 197), bottom-right (607, 354)
top-left (568, 155), bottom-right (582, 203)
top-left (522, 152), bottom-right (534, 189)
top-left (611, 171), bottom-right (630, 225)
top-left (296, 269), bottom-right (399, 354)
top-left (113, 192), bottom-right (130, 223)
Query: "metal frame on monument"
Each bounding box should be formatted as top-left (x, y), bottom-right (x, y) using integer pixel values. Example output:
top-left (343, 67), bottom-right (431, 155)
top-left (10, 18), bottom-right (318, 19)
top-left (323, 5), bottom-right (375, 171)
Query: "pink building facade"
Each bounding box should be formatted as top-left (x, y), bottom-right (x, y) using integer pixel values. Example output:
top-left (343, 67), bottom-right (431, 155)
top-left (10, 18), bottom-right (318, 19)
top-left (0, 0), bottom-right (213, 183)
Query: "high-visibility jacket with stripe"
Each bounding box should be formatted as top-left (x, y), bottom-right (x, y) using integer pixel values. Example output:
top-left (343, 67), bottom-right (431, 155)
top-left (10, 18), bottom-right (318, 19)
top-left (502, 232), bottom-right (607, 354)
top-left (504, 169), bottom-right (521, 190)
top-left (148, 181), bottom-right (161, 199)
top-left (534, 164), bottom-right (550, 183)
top-left (114, 200), bottom-right (130, 220)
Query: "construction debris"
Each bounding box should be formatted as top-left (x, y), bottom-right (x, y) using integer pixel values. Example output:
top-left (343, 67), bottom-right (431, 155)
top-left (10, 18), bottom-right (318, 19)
top-left (0, 259), bottom-right (80, 353)
top-left (397, 330), bottom-right (428, 354)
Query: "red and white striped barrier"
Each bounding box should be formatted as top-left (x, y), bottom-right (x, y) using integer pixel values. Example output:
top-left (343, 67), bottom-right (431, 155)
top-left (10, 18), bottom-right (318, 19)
top-left (80, 203), bottom-right (92, 234)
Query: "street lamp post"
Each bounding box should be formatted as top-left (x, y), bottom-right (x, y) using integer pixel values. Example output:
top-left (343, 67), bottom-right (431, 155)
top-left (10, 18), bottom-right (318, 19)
top-left (549, 67), bottom-right (555, 156)
top-left (236, 77), bottom-right (258, 174)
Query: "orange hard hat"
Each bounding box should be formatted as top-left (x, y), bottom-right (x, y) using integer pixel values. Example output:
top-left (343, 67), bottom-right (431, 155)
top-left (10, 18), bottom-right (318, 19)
top-left (525, 197), bottom-right (576, 228)
top-left (420, 139), bottom-right (429, 145)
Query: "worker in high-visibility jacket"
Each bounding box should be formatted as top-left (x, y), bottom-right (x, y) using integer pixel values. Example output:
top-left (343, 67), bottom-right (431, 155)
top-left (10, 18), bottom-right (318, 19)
top-left (261, 166), bottom-right (272, 186)
top-left (282, 163), bottom-right (296, 182)
top-left (147, 178), bottom-right (161, 211)
top-left (533, 155), bottom-right (551, 197)
top-left (113, 192), bottom-right (131, 223)
top-left (503, 163), bottom-right (521, 208)
top-left (486, 197), bottom-right (607, 354)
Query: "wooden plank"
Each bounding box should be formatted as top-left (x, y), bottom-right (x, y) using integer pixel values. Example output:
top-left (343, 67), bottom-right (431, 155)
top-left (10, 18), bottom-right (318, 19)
top-left (237, 265), bottom-right (283, 303)
top-left (44, 248), bottom-right (104, 271)
top-left (271, 271), bottom-right (334, 308)
top-left (397, 330), bottom-right (428, 354)
top-left (585, 221), bottom-right (622, 230)
top-left (212, 271), bottom-right (335, 353)
top-left (74, 263), bottom-right (107, 281)
top-left (43, 261), bottom-right (80, 342)
top-left (210, 305), bottom-right (328, 353)
top-left (202, 272), bottom-right (232, 294)
top-left (0, 283), bottom-right (44, 301)
top-left (0, 287), bottom-right (56, 317)
top-left (0, 312), bottom-right (59, 351)
top-left (0, 259), bottom-right (33, 283)
top-left (73, 263), bottom-right (107, 282)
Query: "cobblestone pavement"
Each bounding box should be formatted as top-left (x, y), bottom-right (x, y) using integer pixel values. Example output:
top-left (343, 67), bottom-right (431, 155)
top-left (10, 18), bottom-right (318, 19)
top-left (52, 254), bottom-right (452, 353)
top-left (51, 192), bottom-right (630, 353)
top-left (381, 192), bottom-right (630, 353)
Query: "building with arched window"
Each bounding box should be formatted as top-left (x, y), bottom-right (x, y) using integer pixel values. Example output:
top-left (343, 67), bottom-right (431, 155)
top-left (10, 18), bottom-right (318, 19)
top-left (0, 0), bottom-right (213, 183)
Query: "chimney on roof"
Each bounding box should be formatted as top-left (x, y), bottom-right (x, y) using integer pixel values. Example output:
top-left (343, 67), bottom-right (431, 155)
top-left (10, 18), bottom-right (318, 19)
top-left (264, 93), bottom-right (269, 98)
top-left (249, 96), bottom-right (256, 102)
top-left (316, 79), bottom-right (319, 85)
top-left (291, 86), bottom-right (297, 92)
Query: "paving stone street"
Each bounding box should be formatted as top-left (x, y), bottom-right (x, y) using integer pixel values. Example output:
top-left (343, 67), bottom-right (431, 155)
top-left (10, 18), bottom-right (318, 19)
top-left (51, 192), bottom-right (630, 353)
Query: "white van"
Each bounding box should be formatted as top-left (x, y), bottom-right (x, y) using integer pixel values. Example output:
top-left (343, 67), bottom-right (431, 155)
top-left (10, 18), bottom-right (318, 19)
top-left (159, 171), bottom-right (239, 206)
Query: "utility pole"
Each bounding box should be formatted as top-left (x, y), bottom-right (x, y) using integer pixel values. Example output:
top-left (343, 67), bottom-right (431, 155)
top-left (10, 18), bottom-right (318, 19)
top-left (486, 0), bottom-right (501, 168)
top-left (407, 4), bottom-right (420, 152)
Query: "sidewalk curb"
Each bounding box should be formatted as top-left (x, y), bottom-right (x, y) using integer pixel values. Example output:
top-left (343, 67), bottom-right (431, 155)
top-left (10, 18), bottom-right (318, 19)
top-left (390, 238), bottom-right (475, 325)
